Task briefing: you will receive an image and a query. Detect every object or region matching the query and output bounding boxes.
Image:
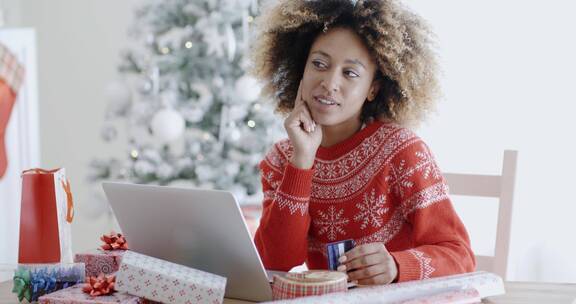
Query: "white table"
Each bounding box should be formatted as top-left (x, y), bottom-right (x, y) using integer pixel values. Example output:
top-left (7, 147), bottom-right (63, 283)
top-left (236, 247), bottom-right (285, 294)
top-left (2, 280), bottom-right (576, 303)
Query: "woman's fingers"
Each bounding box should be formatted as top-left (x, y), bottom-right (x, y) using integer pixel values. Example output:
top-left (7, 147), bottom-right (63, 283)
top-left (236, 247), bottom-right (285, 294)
top-left (337, 243), bottom-right (398, 285)
top-left (299, 100), bottom-right (316, 133)
top-left (298, 110), bottom-right (316, 133)
top-left (346, 264), bottom-right (387, 281)
top-left (340, 243), bottom-right (387, 264)
top-left (286, 103), bottom-right (315, 132)
top-left (345, 260), bottom-right (397, 284)
top-left (338, 252), bottom-right (386, 272)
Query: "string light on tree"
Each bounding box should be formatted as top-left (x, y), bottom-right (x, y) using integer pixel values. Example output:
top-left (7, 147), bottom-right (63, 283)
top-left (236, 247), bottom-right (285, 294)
top-left (130, 149), bottom-right (139, 160)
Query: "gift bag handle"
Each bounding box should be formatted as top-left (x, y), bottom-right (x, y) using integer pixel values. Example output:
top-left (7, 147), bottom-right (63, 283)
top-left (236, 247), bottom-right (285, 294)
top-left (61, 179), bottom-right (74, 223)
top-left (21, 168), bottom-right (60, 175)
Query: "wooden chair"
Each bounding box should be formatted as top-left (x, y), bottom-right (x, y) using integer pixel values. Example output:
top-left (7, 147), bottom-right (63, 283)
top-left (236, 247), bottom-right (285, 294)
top-left (443, 150), bottom-right (518, 279)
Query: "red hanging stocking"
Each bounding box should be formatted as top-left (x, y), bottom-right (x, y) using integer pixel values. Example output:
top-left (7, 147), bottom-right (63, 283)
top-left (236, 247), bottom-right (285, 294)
top-left (0, 44), bottom-right (25, 179)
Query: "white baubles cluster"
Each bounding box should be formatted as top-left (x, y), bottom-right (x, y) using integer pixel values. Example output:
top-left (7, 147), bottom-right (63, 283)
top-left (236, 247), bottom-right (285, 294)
top-left (234, 75), bottom-right (262, 102)
top-left (150, 108), bottom-right (185, 143)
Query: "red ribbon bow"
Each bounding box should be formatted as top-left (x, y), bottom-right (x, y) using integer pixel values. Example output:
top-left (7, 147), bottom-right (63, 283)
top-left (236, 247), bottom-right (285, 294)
top-left (83, 274), bottom-right (116, 296)
top-left (100, 231), bottom-right (128, 251)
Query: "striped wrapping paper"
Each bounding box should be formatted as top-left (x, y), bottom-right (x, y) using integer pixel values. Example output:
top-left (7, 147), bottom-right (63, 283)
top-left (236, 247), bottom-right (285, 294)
top-left (272, 271), bottom-right (348, 300)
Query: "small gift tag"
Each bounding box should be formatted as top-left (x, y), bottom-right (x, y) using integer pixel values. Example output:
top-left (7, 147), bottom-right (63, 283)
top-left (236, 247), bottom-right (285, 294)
top-left (326, 239), bottom-right (355, 271)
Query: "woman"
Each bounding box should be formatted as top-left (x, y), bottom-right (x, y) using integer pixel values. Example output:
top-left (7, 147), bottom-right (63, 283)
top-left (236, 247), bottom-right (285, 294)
top-left (250, 0), bottom-right (475, 285)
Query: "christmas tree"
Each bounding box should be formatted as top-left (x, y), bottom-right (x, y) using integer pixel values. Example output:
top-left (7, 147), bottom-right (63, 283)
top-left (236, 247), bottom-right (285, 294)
top-left (89, 0), bottom-right (284, 205)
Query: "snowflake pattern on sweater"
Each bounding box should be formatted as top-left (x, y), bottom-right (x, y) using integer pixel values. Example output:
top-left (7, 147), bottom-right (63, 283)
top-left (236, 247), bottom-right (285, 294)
top-left (354, 188), bottom-right (389, 230)
top-left (313, 205), bottom-right (349, 241)
top-left (254, 121), bottom-right (476, 282)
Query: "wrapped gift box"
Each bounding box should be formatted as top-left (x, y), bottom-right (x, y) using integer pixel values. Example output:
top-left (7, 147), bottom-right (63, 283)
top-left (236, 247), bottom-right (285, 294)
top-left (116, 251), bottom-right (227, 304)
top-left (11, 263), bottom-right (85, 302)
top-left (74, 249), bottom-right (126, 277)
top-left (38, 284), bottom-right (146, 304)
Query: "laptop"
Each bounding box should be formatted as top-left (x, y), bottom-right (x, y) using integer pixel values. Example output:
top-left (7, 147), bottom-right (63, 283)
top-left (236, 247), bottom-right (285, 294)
top-left (102, 182), bottom-right (273, 302)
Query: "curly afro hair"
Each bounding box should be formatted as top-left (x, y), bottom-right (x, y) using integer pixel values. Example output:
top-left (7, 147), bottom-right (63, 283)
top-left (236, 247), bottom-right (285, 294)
top-left (250, 0), bottom-right (440, 127)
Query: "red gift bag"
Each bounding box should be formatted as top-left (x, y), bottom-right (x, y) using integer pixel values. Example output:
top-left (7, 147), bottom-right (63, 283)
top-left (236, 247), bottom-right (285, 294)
top-left (18, 168), bottom-right (74, 263)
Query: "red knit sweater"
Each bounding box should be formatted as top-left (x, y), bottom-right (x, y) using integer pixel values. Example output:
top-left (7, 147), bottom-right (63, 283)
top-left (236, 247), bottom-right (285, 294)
top-left (254, 120), bottom-right (475, 282)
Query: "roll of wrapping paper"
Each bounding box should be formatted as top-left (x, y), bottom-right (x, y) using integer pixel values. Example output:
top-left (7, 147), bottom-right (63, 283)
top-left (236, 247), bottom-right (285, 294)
top-left (272, 270), bottom-right (348, 300)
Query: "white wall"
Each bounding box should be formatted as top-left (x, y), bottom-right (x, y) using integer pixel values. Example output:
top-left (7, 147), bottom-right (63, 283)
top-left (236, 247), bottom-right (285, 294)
top-left (5, 0), bottom-right (575, 283)
top-left (0, 0), bottom-right (22, 26)
top-left (407, 0), bottom-right (576, 282)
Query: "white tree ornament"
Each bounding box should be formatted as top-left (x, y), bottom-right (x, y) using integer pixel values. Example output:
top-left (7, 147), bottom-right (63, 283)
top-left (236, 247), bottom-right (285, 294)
top-left (235, 74), bottom-right (261, 102)
top-left (150, 108), bottom-right (185, 143)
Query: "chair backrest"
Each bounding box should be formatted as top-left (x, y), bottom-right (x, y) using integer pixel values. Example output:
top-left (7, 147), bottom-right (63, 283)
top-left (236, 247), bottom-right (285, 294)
top-left (442, 150), bottom-right (518, 279)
